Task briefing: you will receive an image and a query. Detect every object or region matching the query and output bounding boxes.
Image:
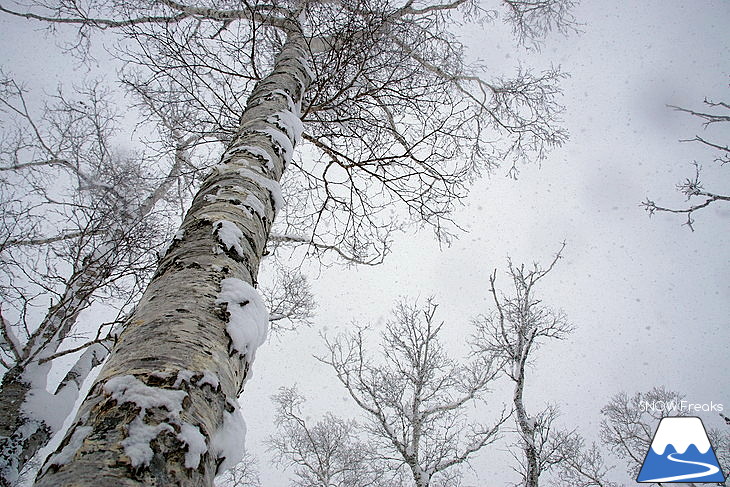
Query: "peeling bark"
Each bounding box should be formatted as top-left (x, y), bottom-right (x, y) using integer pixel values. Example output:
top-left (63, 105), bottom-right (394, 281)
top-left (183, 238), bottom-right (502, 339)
top-left (34, 29), bottom-right (311, 487)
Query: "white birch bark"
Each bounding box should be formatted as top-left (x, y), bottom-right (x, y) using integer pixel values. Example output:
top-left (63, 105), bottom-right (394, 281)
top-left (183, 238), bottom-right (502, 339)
top-left (34, 26), bottom-right (311, 486)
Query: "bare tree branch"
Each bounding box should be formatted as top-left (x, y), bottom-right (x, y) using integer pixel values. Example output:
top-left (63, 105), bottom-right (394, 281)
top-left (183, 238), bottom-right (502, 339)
top-left (643, 88), bottom-right (730, 229)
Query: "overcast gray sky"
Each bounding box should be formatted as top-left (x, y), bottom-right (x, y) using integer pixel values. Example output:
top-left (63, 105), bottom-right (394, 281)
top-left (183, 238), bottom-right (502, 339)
top-left (1, 0), bottom-right (728, 485)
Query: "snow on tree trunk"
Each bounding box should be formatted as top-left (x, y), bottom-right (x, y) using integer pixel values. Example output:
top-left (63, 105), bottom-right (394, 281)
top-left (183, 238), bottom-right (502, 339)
top-left (34, 29), bottom-right (311, 487)
top-left (0, 366), bottom-right (44, 486)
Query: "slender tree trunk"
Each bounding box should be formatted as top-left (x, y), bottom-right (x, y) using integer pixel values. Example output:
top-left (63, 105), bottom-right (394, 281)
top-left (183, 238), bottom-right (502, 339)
top-left (34, 28), bottom-right (311, 487)
top-left (412, 467), bottom-right (430, 487)
top-left (0, 366), bottom-right (46, 486)
top-left (513, 358), bottom-right (539, 487)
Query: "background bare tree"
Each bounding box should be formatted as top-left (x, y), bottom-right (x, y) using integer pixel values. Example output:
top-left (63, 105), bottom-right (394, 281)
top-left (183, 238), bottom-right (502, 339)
top-left (470, 244), bottom-right (573, 487)
top-left (214, 452), bottom-right (262, 487)
top-left (642, 85), bottom-right (730, 230)
top-left (269, 386), bottom-right (396, 487)
top-left (601, 387), bottom-right (688, 479)
top-left (261, 264), bottom-right (316, 333)
top-left (549, 431), bottom-right (620, 487)
top-left (470, 246), bottom-right (620, 487)
top-left (320, 299), bottom-right (505, 487)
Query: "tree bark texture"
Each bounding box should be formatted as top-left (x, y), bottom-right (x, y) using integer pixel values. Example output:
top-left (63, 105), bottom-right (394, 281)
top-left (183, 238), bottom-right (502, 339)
top-left (0, 366), bottom-right (47, 486)
top-left (34, 29), bottom-right (311, 487)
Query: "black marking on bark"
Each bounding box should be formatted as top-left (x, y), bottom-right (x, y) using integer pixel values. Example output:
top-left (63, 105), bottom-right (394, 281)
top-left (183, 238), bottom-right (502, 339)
top-left (226, 335), bottom-right (236, 358)
top-left (237, 361), bottom-right (251, 395)
top-left (214, 456), bottom-right (225, 475)
top-left (213, 221), bottom-right (247, 264)
top-left (242, 232), bottom-right (259, 256)
top-left (151, 255), bottom-right (190, 281)
top-left (147, 374), bottom-right (171, 387)
top-left (214, 303), bottom-right (229, 323)
top-left (221, 147), bottom-right (271, 168)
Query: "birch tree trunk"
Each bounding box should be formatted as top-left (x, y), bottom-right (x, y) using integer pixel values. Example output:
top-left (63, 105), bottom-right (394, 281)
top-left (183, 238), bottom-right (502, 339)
top-left (34, 26), bottom-right (311, 487)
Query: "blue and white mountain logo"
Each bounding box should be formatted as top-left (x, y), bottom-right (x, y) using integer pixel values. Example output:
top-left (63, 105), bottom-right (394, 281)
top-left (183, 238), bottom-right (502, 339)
top-left (637, 416), bottom-right (725, 483)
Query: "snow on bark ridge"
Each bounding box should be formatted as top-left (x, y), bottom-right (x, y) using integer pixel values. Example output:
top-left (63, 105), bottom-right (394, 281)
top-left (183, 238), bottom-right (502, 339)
top-left (122, 416), bottom-right (174, 468)
top-left (210, 398), bottom-right (247, 473)
top-left (101, 375), bottom-right (209, 470)
top-left (238, 168), bottom-right (284, 214)
top-left (173, 369), bottom-right (196, 388)
top-left (215, 278), bottom-right (269, 358)
top-left (268, 110), bottom-right (304, 146)
top-left (203, 188), bottom-right (268, 223)
top-left (103, 375), bottom-right (187, 415)
top-left (198, 370), bottom-right (220, 390)
top-left (251, 127), bottom-right (294, 167)
top-left (177, 423), bottom-right (207, 469)
top-left (242, 194), bottom-right (266, 220)
top-left (221, 144), bottom-right (276, 173)
top-left (130, 368), bottom-right (245, 474)
top-left (213, 220), bottom-right (245, 258)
